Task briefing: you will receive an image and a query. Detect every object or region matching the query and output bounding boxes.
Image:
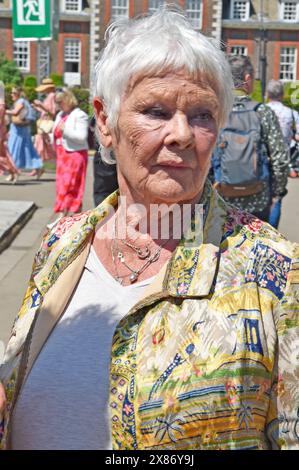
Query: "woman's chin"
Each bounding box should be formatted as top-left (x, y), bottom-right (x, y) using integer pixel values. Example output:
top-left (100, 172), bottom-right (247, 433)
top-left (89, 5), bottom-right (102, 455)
top-left (145, 181), bottom-right (198, 205)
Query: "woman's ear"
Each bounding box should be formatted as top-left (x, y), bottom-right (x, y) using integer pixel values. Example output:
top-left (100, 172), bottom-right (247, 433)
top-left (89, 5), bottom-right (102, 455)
top-left (93, 97), bottom-right (112, 148)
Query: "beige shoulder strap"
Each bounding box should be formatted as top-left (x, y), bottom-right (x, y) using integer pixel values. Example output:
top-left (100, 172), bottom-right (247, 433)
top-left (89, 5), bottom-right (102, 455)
top-left (24, 242), bottom-right (91, 384)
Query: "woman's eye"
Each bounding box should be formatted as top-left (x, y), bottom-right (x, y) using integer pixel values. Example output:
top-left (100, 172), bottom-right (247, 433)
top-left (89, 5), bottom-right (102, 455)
top-left (143, 107), bottom-right (169, 119)
top-left (190, 112), bottom-right (213, 122)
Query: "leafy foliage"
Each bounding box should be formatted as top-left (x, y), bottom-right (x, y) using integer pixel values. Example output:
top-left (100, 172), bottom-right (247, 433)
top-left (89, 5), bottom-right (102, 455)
top-left (24, 75), bottom-right (37, 88)
top-left (250, 80), bottom-right (263, 103)
top-left (23, 86), bottom-right (37, 103)
top-left (50, 73), bottom-right (64, 87)
top-left (70, 86), bottom-right (90, 115)
top-left (0, 53), bottom-right (23, 85)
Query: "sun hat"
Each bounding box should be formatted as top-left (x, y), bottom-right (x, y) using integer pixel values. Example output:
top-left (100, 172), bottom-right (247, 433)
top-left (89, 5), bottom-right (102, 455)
top-left (35, 78), bottom-right (55, 93)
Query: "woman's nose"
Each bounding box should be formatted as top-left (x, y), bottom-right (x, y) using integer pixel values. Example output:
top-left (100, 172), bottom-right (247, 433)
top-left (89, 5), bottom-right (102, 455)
top-left (164, 112), bottom-right (194, 149)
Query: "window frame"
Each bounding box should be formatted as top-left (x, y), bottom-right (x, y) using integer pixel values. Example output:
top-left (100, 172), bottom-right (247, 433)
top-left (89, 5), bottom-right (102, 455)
top-left (230, 0), bottom-right (250, 20)
top-left (230, 45), bottom-right (248, 56)
top-left (64, 38), bottom-right (81, 75)
top-left (185, 0), bottom-right (202, 30)
top-left (280, 1), bottom-right (299, 22)
top-left (13, 40), bottom-right (30, 72)
top-left (148, 0), bottom-right (166, 13)
top-left (111, 0), bottom-right (129, 21)
top-left (62, 0), bottom-right (83, 14)
top-left (279, 46), bottom-right (297, 82)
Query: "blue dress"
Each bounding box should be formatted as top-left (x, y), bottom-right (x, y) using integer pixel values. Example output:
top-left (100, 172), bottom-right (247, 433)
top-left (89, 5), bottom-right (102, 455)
top-left (8, 98), bottom-right (42, 170)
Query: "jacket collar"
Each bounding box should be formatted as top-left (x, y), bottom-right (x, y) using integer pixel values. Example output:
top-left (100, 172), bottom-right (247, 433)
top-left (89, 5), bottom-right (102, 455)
top-left (34, 182), bottom-right (226, 299)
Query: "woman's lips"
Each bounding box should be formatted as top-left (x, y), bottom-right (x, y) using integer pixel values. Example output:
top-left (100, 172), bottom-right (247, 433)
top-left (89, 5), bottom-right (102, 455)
top-left (157, 161), bottom-right (190, 168)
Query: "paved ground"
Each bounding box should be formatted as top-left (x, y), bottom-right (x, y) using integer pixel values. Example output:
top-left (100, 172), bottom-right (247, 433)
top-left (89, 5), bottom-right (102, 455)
top-left (0, 164), bottom-right (298, 361)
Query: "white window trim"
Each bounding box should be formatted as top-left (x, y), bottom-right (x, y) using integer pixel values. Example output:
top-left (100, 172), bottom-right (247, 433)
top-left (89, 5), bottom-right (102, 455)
top-left (280, 1), bottom-right (299, 22)
top-left (230, 0), bottom-right (250, 21)
top-left (13, 40), bottom-right (30, 72)
top-left (230, 45), bottom-right (248, 55)
top-left (185, 0), bottom-right (202, 30)
top-left (64, 38), bottom-right (81, 74)
top-left (111, 0), bottom-right (129, 20)
top-left (148, 0), bottom-right (166, 13)
top-left (279, 47), bottom-right (298, 82)
top-left (62, 0), bottom-right (83, 14)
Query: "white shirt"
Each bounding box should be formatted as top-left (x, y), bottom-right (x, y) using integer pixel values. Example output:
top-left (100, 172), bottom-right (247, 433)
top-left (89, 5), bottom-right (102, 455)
top-left (267, 101), bottom-right (299, 145)
top-left (11, 247), bottom-right (154, 450)
top-left (53, 108), bottom-right (89, 151)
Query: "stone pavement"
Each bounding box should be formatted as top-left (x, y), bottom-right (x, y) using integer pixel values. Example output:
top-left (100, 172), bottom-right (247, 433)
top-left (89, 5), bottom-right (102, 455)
top-left (0, 200), bottom-right (36, 254)
top-left (0, 165), bottom-right (298, 362)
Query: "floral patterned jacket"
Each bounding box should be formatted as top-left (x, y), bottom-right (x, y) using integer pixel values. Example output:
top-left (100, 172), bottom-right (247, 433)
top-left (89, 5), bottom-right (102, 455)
top-left (0, 184), bottom-right (299, 450)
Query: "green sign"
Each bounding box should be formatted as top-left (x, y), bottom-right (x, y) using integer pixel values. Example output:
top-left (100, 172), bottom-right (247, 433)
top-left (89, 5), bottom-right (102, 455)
top-left (12, 0), bottom-right (52, 41)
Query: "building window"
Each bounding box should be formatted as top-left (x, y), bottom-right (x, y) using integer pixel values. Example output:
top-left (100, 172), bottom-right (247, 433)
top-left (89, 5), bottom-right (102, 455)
top-left (230, 45), bottom-right (248, 55)
top-left (148, 0), bottom-right (166, 12)
top-left (63, 0), bottom-right (82, 12)
top-left (111, 0), bottom-right (128, 20)
top-left (185, 0), bottom-right (202, 30)
top-left (280, 1), bottom-right (299, 21)
top-left (13, 41), bottom-right (30, 72)
top-left (279, 47), bottom-right (297, 81)
top-left (230, 0), bottom-right (250, 20)
top-left (64, 38), bottom-right (81, 73)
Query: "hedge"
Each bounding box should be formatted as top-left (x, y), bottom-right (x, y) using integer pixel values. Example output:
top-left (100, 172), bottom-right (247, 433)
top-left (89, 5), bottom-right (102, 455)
top-left (70, 86), bottom-right (90, 115)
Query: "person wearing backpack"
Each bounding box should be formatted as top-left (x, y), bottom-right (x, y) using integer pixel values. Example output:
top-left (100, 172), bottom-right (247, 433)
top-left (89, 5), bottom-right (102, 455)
top-left (5, 87), bottom-right (43, 179)
top-left (212, 55), bottom-right (289, 223)
top-left (266, 79), bottom-right (299, 178)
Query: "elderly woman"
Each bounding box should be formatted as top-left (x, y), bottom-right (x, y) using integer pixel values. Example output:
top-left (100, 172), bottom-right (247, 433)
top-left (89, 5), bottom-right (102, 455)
top-left (0, 8), bottom-right (299, 451)
top-left (52, 89), bottom-right (89, 216)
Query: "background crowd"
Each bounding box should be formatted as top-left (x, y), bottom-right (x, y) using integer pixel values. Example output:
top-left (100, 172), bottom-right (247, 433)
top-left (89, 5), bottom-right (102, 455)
top-left (0, 78), bottom-right (89, 217)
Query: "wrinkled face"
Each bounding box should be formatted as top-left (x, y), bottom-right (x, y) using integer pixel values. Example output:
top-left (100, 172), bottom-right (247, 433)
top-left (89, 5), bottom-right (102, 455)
top-left (103, 71), bottom-right (220, 205)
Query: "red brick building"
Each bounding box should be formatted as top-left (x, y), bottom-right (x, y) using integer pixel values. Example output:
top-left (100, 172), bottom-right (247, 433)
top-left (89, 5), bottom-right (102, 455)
top-left (1, 1), bottom-right (298, 89)
top-left (0, 0), bottom-right (91, 87)
top-left (221, 0), bottom-right (299, 83)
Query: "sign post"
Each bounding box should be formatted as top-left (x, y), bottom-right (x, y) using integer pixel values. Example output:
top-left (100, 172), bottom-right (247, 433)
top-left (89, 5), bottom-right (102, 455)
top-left (12, 0), bottom-right (52, 41)
top-left (12, 0), bottom-right (52, 84)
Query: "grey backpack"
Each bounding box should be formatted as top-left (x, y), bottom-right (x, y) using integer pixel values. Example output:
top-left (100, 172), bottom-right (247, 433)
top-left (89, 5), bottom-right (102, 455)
top-left (212, 99), bottom-right (270, 198)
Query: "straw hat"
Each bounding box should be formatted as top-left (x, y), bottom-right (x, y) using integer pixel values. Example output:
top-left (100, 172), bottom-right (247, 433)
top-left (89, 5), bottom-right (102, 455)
top-left (35, 78), bottom-right (55, 93)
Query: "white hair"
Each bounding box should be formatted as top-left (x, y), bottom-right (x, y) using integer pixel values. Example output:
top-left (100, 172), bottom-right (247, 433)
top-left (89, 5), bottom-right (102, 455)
top-left (94, 5), bottom-right (234, 163)
top-left (267, 79), bottom-right (284, 100)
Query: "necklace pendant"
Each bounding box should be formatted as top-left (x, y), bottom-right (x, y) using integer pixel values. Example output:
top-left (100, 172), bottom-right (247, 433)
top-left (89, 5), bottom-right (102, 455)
top-left (137, 246), bottom-right (151, 260)
top-left (115, 276), bottom-right (123, 285)
top-left (129, 272), bottom-right (138, 283)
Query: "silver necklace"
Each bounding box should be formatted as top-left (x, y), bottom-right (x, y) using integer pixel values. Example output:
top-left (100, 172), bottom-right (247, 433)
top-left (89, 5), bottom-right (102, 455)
top-left (112, 218), bottom-right (169, 283)
top-left (120, 238), bottom-right (151, 260)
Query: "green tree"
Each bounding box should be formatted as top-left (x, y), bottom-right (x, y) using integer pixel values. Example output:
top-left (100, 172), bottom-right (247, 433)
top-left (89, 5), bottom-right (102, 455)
top-left (50, 73), bottom-right (64, 87)
top-left (24, 75), bottom-right (37, 88)
top-left (250, 80), bottom-right (263, 103)
top-left (70, 86), bottom-right (90, 115)
top-left (0, 53), bottom-right (23, 85)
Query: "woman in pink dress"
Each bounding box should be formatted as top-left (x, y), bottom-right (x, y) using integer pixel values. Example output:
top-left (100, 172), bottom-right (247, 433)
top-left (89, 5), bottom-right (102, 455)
top-left (0, 82), bottom-right (19, 183)
top-left (30, 78), bottom-right (56, 177)
top-left (53, 89), bottom-right (89, 215)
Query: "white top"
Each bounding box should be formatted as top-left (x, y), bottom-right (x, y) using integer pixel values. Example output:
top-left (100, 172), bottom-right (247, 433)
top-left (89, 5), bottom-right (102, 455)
top-left (53, 107), bottom-right (89, 151)
top-left (11, 247), bottom-right (154, 450)
top-left (267, 101), bottom-right (299, 145)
